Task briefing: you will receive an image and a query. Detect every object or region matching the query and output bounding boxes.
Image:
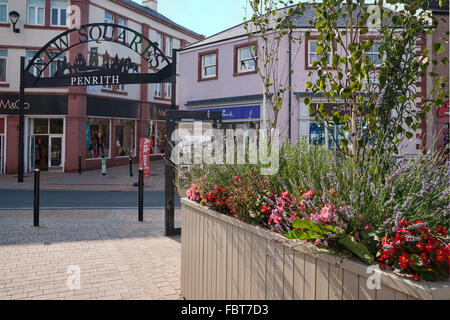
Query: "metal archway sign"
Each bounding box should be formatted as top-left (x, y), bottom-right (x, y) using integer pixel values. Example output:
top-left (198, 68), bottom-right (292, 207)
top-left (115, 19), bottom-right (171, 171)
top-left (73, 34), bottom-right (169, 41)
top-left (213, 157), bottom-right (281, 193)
top-left (17, 23), bottom-right (177, 234)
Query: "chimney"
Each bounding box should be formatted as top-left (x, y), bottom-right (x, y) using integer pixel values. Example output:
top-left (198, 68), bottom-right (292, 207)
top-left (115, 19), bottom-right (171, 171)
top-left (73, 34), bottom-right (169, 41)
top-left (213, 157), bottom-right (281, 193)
top-left (142, 0), bottom-right (157, 11)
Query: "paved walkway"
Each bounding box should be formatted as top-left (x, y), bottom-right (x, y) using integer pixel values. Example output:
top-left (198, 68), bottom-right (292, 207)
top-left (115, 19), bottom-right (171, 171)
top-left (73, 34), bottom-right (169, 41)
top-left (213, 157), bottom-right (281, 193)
top-left (0, 209), bottom-right (182, 300)
top-left (0, 160), bottom-right (167, 191)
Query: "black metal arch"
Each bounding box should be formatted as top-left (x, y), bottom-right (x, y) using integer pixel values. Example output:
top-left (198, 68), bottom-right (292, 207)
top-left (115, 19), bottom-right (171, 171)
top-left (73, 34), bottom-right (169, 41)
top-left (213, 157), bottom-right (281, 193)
top-left (24, 22), bottom-right (172, 88)
top-left (17, 22), bottom-right (177, 186)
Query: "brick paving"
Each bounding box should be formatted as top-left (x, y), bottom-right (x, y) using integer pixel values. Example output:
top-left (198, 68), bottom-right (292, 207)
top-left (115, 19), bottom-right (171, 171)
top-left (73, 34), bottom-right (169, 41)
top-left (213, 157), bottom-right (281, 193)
top-left (0, 209), bottom-right (182, 300)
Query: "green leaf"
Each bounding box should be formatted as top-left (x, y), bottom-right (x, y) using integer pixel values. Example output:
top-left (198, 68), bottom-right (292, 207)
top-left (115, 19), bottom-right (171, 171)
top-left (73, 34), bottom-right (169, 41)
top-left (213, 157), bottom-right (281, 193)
top-left (304, 97), bottom-right (311, 105)
top-left (338, 235), bottom-right (374, 265)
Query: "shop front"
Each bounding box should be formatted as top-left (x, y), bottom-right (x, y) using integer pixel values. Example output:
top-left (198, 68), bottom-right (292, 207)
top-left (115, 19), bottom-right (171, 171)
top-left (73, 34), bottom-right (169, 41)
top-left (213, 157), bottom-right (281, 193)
top-left (203, 105), bottom-right (261, 131)
top-left (85, 96), bottom-right (138, 170)
top-left (0, 93), bottom-right (68, 173)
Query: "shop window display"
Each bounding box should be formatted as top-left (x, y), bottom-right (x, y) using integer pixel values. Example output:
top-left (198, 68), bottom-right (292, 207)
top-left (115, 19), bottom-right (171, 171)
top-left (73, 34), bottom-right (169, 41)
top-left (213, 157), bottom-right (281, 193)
top-left (86, 118), bottom-right (110, 159)
top-left (115, 120), bottom-right (136, 156)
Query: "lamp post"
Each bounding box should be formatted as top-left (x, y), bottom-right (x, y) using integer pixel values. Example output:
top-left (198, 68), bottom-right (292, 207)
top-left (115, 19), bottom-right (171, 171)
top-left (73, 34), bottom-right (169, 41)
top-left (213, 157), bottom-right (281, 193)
top-left (8, 11), bottom-right (20, 33)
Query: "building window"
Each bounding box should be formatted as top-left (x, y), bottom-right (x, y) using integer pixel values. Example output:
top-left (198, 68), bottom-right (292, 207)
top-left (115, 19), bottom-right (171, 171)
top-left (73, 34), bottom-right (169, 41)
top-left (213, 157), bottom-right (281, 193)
top-left (199, 51), bottom-right (218, 80)
top-left (154, 83), bottom-right (161, 98)
top-left (49, 52), bottom-right (65, 77)
top-left (27, 0), bottom-right (45, 26)
top-left (117, 17), bottom-right (127, 43)
top-left (164, 83), bottom-right (171, 99)
top-left (0, 0), bottom-right (7, 23)
top-left (118, 83), bottom-right (125, 91)
top-left (86, 118), bottom-right (110, 159)
top-left (104, 12), bottom-right (114, 38)
top-left (235, 44), bottom-right (256, 74)
top-left (156, 32), bottom-right (163, 50)
top-left (115, 120), bottom-right (135, 156)
top-left (367, 42), bottom-right (382, 66)
top-left (50, 0), bottom-right (67, 26)
top-left (165, 36), bottom-right (172, 57)
top-left (26, 50), bottom-right (44, 77)
top-left (0, 50), bottom-right (6, 83)
top-left (307, 40), bottom-right (332, 68)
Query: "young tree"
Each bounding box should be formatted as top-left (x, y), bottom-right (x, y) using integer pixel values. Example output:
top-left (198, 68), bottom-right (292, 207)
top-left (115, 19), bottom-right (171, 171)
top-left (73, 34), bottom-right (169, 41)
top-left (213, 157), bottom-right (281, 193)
top-left (244, 0), bottom-right (306, 130)
top-left (304, 0), bottom-right (449, 163)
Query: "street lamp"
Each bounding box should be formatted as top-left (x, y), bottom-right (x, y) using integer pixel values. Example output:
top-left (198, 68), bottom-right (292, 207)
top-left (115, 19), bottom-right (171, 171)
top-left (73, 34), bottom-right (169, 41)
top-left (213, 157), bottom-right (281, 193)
top-left (9, 11), bottom-right (20, 33)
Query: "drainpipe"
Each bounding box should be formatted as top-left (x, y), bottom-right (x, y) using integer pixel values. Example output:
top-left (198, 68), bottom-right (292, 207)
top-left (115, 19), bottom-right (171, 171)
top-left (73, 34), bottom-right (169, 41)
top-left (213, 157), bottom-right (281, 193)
top-left (288, 30), bottom-right (292, 140)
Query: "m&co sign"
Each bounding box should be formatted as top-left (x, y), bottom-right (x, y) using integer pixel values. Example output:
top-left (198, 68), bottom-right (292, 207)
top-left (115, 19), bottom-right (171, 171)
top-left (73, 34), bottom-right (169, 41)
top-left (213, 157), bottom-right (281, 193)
top-left (139, 137), bottom-right (152, 178)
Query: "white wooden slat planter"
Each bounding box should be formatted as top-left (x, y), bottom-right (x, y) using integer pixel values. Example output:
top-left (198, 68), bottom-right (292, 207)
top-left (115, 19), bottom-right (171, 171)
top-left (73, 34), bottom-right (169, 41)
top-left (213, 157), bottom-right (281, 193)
top-left (181, 198), bottom-right (450, 300)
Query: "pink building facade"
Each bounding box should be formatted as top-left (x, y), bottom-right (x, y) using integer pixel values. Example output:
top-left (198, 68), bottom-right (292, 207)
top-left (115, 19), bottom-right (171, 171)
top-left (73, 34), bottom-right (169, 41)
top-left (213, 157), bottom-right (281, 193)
top-left (178, 6), bottom-right (432, 157)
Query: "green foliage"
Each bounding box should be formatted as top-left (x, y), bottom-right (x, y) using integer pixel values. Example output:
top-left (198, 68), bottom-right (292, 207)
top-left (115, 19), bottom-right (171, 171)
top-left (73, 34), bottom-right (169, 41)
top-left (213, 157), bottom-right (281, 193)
top-left (338, 235), bottom-right (374, 265)
top-left (286, 218), bottom-right (342, 240)
top-left (304, 0), bottom-right (449, 163)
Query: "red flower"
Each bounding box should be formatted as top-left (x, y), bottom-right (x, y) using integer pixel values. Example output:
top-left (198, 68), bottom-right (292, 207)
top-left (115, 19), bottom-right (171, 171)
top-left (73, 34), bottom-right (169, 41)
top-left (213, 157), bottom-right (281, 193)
top-left (411, 274), bottom-right (420, 281)
top-left (400, 218), bottom-right (408, 227)
top-left (420, 253), bottom-right (430, 267)
top-left (436, 225), bottom-right (448, 236)
top-left (303, 189), bottom-right (314, 200)
top-left (416, 242), bottom-right (424, 251)
top-left (398, 252), bottom-right (412, 270)
top-left (379, 263), bottom-right (386, 270)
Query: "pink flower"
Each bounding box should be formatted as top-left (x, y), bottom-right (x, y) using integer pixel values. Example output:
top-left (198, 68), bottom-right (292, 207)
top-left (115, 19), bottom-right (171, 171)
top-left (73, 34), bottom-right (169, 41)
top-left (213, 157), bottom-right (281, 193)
top-left (315, 239), bottom-right (322, 246)
top-left (289, 213), bottom-right (297, 222)
top-left (268, 213), bottom-right (281, 226)
top-left (364, 225), bottom-right (371, 230)
top-left (281, 190), bottom-right (289, 198)
top-left (303, 189), bottom-right (315, 200)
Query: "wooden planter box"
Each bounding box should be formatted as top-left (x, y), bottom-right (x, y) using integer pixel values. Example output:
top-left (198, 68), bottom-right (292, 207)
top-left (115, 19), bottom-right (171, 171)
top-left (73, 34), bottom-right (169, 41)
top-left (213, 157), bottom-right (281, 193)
top-left (181, 199), bottom-right (450, 300)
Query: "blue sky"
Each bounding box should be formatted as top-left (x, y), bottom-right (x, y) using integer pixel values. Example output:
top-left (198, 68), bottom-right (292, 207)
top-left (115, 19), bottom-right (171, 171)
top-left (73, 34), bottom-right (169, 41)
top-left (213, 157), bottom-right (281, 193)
top-left (136, 0), bottom-right (250, 37)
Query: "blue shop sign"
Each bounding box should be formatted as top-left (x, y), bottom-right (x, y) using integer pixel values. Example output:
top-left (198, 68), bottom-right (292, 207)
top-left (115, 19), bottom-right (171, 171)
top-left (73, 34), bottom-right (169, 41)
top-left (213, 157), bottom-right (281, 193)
top-left (206, 105), bottom-right (260, 120)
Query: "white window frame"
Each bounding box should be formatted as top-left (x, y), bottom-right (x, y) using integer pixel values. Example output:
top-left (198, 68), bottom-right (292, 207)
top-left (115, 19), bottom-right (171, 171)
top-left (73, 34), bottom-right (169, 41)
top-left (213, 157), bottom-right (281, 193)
top-left (117, 17), bottom-right (127, 43)
top-left (49, 52), bottom-right (65, 77)
top-left (26, 51), bottom-right (43, 77)
top-left (156, 32), bottom-right (163, 50)
top-left (367, 41), bottom-right (382, 67)
top-left (201, 53), bottom-right (217, 79)
top-left (50, 1), bottom-right (67, 27)
top-left (154, 83), bottom-right (162, 98)
top-left (165, 36), bottom-right (173, 57)
top-left (0, 49), bottom-right (7, 83)
top-left (104, 12), bottom-right (114, 38)
top-left (117, 83), bottom-right (125, 92)
top-left (0, 1), bottom-right (8, 24)
top-left (27, 0), bottom-right (45, 26)
top-left (164, 83), bottom-right (171, 99)
top-left (308, 40), bottom-right (332, 67)
top-left (237, 46), bottom-right (256, 73)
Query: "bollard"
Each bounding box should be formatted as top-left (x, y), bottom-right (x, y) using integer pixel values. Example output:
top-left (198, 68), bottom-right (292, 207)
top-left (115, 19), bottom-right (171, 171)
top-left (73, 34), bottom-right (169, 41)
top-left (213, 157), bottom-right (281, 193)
top-left (102, 157), bottom-right (106, 175)
top-left (138, 168), bottom-right (143, 222)
top-left (129, 155), bottom-right (133, 177)
top-left (33, 169), bottom-right (40, 227)
top-left (78, 156), bottom-right (81, 175)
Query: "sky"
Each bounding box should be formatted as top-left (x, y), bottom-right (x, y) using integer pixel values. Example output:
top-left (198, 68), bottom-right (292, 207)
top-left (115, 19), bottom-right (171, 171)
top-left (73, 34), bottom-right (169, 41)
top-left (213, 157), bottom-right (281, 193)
top-left (136, 0), bottom-right (250, 37)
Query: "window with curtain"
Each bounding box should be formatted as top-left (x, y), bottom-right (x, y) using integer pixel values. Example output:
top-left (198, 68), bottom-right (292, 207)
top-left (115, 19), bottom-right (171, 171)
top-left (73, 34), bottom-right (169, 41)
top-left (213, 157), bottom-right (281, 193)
top-left (156, 32), bottom-right (163, 50)
top-left (165, 36), bottom-right (173, 57)
top-left (0, 50), bottom-right (6, 83)
top-left (104, 12), bottom-right (114, 38)
top-left (50, 0), bottom-right (67, 26)
top-left (27, 0), bottom-right (45, 25)
top-left (0, 0), bottom-right (7, 23)
top-left (49, 52), bottom-right (66, 77)
top-left (117, 17), bottom-right (127, 43)
top-left (26, 51), bottom-right (44, 77)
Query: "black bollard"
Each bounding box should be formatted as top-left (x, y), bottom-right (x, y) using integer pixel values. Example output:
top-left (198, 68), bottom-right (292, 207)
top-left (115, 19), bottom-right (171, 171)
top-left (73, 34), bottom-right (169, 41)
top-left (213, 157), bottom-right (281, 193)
top-left (78, 156), bottom-right (81, 175)
top-left (129, 155), bottom-right (133, 177)
top-left (33, 169), bottom-right (40, 227)
top-left (138, 168), bottom-right (143, 222)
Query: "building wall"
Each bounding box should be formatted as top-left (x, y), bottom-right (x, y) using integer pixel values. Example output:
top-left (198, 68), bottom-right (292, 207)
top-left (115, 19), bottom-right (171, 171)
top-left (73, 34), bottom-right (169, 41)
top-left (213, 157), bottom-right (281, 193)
top-left (179, 28), bottom-right (424, 155)
top-left (0, 0), bottom-right (203, 174)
